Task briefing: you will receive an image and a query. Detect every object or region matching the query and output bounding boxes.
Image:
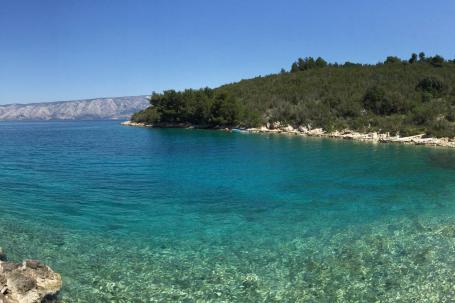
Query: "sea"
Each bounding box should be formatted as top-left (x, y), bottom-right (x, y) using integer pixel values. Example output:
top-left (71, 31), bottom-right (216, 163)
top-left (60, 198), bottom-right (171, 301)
top-left (0, 120), bottom-right (455, 302)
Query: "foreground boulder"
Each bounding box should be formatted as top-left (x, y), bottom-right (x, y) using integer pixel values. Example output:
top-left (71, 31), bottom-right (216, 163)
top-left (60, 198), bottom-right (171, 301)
top-left (0, 249), bottom-right (61, 303)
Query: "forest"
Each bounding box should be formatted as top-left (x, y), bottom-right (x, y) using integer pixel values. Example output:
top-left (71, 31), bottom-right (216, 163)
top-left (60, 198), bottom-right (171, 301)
top-left (132, 53), bottom-right (455, 137)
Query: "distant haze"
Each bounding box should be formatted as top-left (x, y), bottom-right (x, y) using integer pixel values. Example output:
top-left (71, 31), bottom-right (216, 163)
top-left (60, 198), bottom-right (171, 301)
top-left (0, 96), bottom-right (149, 121)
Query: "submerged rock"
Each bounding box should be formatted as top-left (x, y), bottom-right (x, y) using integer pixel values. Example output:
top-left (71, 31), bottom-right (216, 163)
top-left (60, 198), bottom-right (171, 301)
top-left (0, 248), bottom-right (6, 262)
top-left (0, 250), bottom-right (61, 303)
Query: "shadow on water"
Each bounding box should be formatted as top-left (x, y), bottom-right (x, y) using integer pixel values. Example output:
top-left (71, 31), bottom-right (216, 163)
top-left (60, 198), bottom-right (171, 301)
top-left (427, 150), bottom-right (455, 170)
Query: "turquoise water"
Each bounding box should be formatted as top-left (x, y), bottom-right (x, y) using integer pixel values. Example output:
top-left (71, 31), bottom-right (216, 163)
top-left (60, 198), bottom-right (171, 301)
top-left (1, 121), bottom-right (455, 302)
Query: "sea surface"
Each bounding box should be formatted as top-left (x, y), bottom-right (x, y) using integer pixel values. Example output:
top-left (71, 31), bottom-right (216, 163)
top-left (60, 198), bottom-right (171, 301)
top-left (1, 121), bottom-right (455, 302)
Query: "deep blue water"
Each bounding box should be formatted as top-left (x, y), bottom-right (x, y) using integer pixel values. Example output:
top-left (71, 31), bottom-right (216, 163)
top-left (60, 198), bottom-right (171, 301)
top-left (0, 121), bottom-right (455, 302)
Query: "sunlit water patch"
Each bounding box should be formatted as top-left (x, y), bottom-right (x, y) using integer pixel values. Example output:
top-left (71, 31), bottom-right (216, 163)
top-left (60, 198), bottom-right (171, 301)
top-left (0, 121), bottom-right (455, 302)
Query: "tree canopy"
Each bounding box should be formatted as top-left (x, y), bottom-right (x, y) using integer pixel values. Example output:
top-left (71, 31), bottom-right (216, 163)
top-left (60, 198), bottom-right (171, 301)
top-left (131, 89), bottom-right (253, 127)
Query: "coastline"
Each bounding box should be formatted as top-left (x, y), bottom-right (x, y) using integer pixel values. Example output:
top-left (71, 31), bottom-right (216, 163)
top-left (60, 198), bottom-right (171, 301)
top-left (121, 121), bottom-right (455, 148)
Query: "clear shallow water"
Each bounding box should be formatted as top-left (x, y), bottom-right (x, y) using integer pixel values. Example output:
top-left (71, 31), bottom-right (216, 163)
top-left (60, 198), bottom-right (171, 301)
top-left (0, 121), bottom-right (455, 302)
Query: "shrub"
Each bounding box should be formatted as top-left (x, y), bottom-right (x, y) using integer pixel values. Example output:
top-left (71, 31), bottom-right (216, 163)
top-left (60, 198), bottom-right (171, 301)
top-left (430, 55), bottom-right (445, 67)
top-left (131, 107), bottom-right (161, 123)
top-left (411, 103), bottom-right (438, 125)
top-left (426, 119), bottom-right (455, 137)
top-left (416, 77), bottom-right (447, 97)
top-left (384, 56), bottom-right (402, 64)
top-left (210, 93), bottom-right (244, 126)
top-left (363, 87), bottom-right (395, 115)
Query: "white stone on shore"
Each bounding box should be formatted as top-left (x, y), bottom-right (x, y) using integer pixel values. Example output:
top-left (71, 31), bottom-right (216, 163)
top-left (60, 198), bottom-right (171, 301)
top-left (372, 132), bottom-right (379, 142)
top-left (284, 125), bottom-right (294, 132)
top-left (244, 122), bottom-right (455, 148)
top-left (298, 126), bottom-right (308, 133)
top-left (121, 120), bottom-right (455, 148)
top-left (271, 121), bottom-right (281, 130)
top-left (308, 128), bottom-right (325, 136)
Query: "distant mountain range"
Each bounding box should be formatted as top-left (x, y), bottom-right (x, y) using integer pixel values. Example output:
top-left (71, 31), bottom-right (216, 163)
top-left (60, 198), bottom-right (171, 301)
top-left (0, 96), bottom-right (149, 121)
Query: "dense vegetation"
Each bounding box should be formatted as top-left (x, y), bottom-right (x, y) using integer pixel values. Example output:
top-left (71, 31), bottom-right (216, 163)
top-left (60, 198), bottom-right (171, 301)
top-left (131, 88), bottom-right (254, 127)
top-left (132, 53), bottom-right (455, 137)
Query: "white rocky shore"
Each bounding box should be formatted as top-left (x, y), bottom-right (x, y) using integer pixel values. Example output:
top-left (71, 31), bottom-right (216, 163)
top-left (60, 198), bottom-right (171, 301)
top-left (0, 248), bottom-right (61, 303)
top-left (121, 121), bottom-right (455, 148)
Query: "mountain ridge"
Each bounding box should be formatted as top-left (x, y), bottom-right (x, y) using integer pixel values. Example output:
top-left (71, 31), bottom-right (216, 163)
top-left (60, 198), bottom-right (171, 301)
top-left (0, 96), bottom-right (149, 121)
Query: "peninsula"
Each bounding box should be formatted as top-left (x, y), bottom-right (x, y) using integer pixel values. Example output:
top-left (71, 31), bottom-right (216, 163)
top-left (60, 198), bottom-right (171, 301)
top-left (127, 53), bottom-right (455, 147)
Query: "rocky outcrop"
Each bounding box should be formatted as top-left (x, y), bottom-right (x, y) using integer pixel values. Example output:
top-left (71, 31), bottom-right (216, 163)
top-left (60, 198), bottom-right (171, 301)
top-left (121, 120), bottom-right (455, 148)
top-left (120, 121), bottom-right (150, 127)
top-left (0, 96), bottom-right (149, 121)
top-left (0, 249), bottom-right (61, 303)
top-left (247, 123), bottom-right (455, 148)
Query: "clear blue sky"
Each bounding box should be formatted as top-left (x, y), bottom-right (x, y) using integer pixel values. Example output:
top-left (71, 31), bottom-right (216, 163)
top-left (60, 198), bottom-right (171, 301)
top-left (1, 0), bottom-right (454, 104)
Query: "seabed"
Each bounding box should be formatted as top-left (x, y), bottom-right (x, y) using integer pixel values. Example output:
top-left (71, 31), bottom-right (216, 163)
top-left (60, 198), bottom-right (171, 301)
top-left (2, 212), bottom-right (455, 302)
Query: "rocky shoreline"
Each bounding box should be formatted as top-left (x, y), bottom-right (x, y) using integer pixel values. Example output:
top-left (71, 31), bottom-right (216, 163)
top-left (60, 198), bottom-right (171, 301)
top-left (121, 121), bottom-right (455, 148)
top-left (0, 248), bottom-right (61, 303)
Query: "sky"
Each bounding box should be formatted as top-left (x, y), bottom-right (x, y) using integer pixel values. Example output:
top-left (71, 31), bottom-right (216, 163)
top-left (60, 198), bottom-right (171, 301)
top-left (0, 0), bottom-right (454, 104)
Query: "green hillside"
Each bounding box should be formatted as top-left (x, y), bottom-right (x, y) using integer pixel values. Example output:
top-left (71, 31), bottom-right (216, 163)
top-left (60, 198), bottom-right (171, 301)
top-left (132, 54), bottom-right (455, 137)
